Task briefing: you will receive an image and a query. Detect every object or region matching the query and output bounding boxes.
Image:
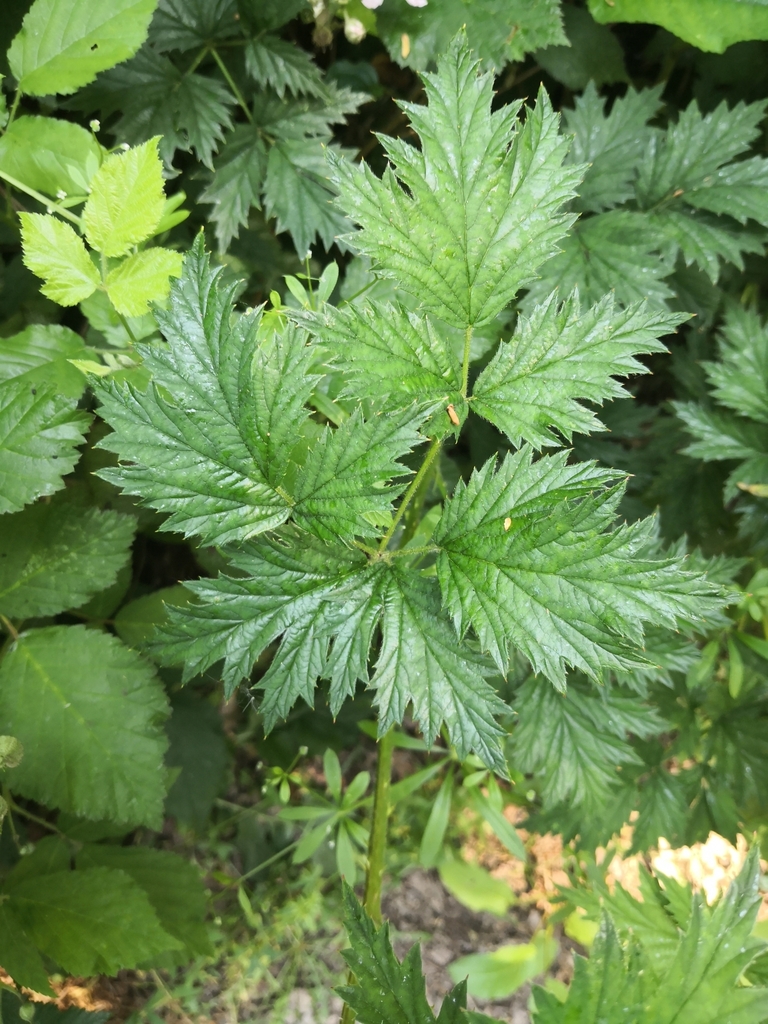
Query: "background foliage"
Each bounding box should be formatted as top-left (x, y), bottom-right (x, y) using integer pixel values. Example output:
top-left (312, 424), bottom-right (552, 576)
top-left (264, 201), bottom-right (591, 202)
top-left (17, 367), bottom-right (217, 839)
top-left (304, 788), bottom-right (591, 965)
top-left (2, 0), bottom-right (768, 1022)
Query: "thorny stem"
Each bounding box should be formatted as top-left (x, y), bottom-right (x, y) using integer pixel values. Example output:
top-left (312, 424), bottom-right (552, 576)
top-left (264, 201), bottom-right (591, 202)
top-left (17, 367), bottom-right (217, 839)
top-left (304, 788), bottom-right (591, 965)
top-left (340, 728), bottom-right (397, 1024)
top-left (0, 169), bottom-right (82, 225)
top-left (461, 323), bottom-right (473, 397)
top-left (211, 48), bottom-right (253, 124)
top-left (363, 727), bottom-right (396, 925)
top-left (377, 436), bottom-right (442, 553)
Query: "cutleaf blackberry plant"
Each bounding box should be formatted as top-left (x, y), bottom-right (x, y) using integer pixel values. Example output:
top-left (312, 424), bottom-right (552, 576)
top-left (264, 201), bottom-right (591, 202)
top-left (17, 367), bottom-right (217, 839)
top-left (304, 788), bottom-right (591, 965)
top-left (89, 32), bottom-right (728, 962)
top-left (1, 0), bottom-right (768, 1017)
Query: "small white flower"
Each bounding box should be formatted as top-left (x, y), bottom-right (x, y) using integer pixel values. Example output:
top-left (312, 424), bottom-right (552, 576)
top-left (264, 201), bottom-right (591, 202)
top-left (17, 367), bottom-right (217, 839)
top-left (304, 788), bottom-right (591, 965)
top-left (361, 0), bottom-right (384, 7)
top-left (89, 118), bottom-right (100, 132)
top-left (345, 16), bottom-right (366, 42)
top-left (56, 189), bottom-right (67, 200)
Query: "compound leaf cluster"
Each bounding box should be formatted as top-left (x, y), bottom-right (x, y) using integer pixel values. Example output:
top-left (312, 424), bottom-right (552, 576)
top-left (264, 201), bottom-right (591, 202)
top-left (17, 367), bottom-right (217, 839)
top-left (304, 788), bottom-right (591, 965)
top-left (95, 36), bottom-right (725, 773)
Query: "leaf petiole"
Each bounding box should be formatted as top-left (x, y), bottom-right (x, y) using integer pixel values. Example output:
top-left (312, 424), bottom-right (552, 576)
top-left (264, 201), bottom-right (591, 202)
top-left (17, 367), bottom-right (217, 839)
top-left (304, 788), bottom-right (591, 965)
top-left (377, 435), bottom-right (442, 552)
top-left (0, 169), bottom-right (82, 225)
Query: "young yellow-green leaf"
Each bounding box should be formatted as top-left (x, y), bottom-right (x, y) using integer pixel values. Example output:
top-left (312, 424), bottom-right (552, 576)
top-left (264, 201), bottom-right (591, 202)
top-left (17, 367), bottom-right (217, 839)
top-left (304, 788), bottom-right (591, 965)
top-left (19, 213), bottom-right (99, 306)
top-left (4, 867), bottom-right (179, 976)
top-left (7, 0), bottom-right (158, 96)
top-left (0, 115), bottom-right (102, 198)
top-left (0, 625), bottom-right (169, 826)
top-left (0, 498), bottom-right (135, 619)
top-left (105, 247), bottom-right (183, 316)
top-left (332, 34), bottom-right (581, 329)
top-left (83, 137), bottom-right (166, 257)
top-left (450, 932), bottom-right (558, 1001)
top-left (438, 860), bottom-right (516, 916)
top-left (0, 378), bottom-right (91, 514)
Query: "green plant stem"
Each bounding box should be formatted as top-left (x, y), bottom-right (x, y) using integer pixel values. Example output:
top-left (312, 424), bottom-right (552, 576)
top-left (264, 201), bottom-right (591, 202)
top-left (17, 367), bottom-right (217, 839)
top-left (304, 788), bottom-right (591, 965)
top-left (461, 323), bottom-right (474, 397)
top-left (218, 839), bottom-right (299, 891)
top-left (340, 727), bottom-right (397, 1024)
top-left (0, 169), bottom-right (82, 225)
top-left (363, 727), bottom-right (396, 926)
top-left (211, 48), bottom-right (253, 124)
top-left (116, 311), bottom-right (138, 345)
top-left (4, 90), bottom-right (21, 133)
top-left (377, 436), bottom-right (442, 552)
top-left (0, 615), bottom-right (18, 641)
top-left (400, 455), bottom-right (439, 547)
top-left (7, 798), bottom-right (65, 837)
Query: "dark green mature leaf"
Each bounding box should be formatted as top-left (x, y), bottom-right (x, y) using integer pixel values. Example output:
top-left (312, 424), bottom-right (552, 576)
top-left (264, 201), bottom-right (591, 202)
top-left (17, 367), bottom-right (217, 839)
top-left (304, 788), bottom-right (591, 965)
top-left (703, 305), bottom-right (768, 424)
top-left (333, 34), bottom-right (581, 329)
top-left (0, 378), bottom-right (90, 515)
top-left (375, 0), bottom-right (566, 71)
top-left (95, 238), bottom-right (292, 545)
top-left (76, 845), bottom-right (212, 960)
top-left (0, 323), bottom-right (88, 399)
top-left (292, 405), bottom-right (426, 543)
top-left (636, 98), bottom-right (768, 212)
top-left (564, 83), bottom-right (664, 214)
top-left (75, 47), bottom-right (234, 166)
top-left (0, 903), bottom-right (51, 994)
top-left (651, 208), bottom-right (765, 285)
top-left (4, 867), bottom-right (178, 976)
top-left (532, 915), bottom-right (647, 1023)
top-left (164, 690), bottom-right (230, 830)
top-left (244, 35), bottom-right (325, 98)
top-left (305, 301), bottom-right (464, 415)
top-left (676, 306), bottom-right (768, 501)
top-left (150, 0), bottom-right (239, 51)
top-left (264, 141), bottom-right (351, 257)
top-left (0, 625), bottom-right (169, 827)
top-left (200, 124), bottom-right (267, 250)
top-left (8, 0), bottom-right (158, 96)
top-left (0, 498), bottom-right (135, 618)
top-left (527, 211), bottom-right (676, 310)
top-left (96, 241), bottom-right (425, 546)
top-left (338, 881), bottom-right (468, 1024)
top-left (511, 677), bottom-right (666, 811)
top-left (154, 530), bottom-right (371, 696)
top-left (371, 564), bottom-right (508, 771)
top-left (535, 6), bottom-right (627, 92)
top-left (472, 292), bottom-right (683, 448)
top-left (434, 449), bottom-right (724, 688)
